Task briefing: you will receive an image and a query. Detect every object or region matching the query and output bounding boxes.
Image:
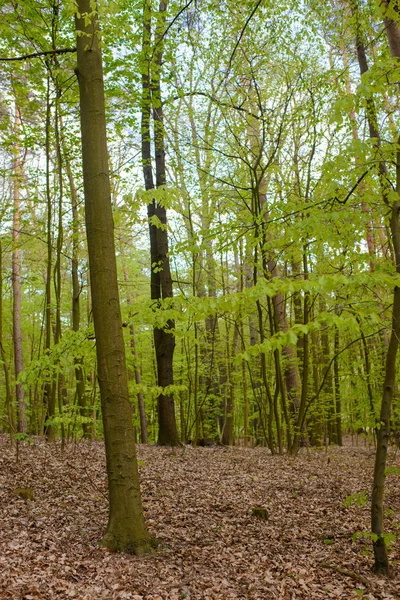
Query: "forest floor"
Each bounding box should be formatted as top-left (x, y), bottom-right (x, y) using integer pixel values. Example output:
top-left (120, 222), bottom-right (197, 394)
top-left (0, 437), bottom-right (399, 600)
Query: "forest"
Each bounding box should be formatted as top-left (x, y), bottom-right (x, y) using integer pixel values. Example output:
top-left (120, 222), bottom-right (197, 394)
top-left (0, 0), bottom-right (400, 598)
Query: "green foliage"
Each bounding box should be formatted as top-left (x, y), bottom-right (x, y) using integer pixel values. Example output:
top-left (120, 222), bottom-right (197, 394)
top-left (344, 491), bottom-right (368, 508)
top-left (384, 466), bottom-right (400, 477)
top-left (14, 432), bottom-right (34, 444)
top-left (18, 328), bottom-right (96, 390)
top-left (352, 530), bottom-right (397, 549)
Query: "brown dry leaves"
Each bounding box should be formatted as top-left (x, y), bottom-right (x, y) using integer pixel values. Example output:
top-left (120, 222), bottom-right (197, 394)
top-left (0, 437), bottom-right (399, 600)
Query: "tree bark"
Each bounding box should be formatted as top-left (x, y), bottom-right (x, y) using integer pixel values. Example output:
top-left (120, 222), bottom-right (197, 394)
top-left (334, 325), bottom-right (343, 446)
top-left (43, 75), bottom-right (56, 443)
top-left (141, 0), bottom-right (179, 445)
top-left (0, 239), bottom-right (15, 444)
top-left (62, 130), bottom-right (90, 438)
top-left (370, 0), bottom-right (400, 574)
top-left (75, 0), bottom-right (151, 553)
top-left (121, 263), bottom-right (148, 444)
top-left (12, 104), bottom-right (27, 433)
top-left (352, 0), bottom-right (400, 573)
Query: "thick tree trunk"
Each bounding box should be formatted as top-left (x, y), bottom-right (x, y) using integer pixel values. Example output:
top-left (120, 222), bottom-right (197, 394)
top-left (75, 0), bottom-right (151, 554)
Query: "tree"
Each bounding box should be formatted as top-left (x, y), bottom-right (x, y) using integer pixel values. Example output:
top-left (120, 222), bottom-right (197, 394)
top-left (11, 101), bottom-right (27, 433)
top-left (141, 0), bottom-right (179, 446)
top-left (75, 0), bottom-right (151, 553)
top-left (369, 0), bottom-right (400, 575)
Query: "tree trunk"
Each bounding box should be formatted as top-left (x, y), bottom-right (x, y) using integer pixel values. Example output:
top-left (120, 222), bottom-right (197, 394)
top-left (62, 130), bottom-right (90, 438)
top-left (290, 249), bottom-right (310, 455)
top-left (0, 239), bottom-right (15, 444)
top-left (43, 75), bottom-right (56, 443)
top-left (141, 0), bottom-right (178, 445)
top-left (121, 263), bottom-right (148, 444)
top-left (12, 104), bottom-right (27, 433)
top-left (334, 325), bottom-right (343, 446)
top-left (370, 0), bottom-right (400, 574)
top-left (75, 0), bottom-right (151, 554)
top-left (53, 73), bottom-right (66, 448)
top-left (319, 299), bottom-right (335, 444)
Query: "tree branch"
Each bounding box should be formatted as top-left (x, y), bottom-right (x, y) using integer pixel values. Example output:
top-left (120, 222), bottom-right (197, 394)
top-left (151, 0), bottom-right (196, 60)
top-left (300, 326), bottom-right (386, 431)
top-left (0, 48), bottom-right (76, 62)
top-left (227, 0), bottom-right (265, 72)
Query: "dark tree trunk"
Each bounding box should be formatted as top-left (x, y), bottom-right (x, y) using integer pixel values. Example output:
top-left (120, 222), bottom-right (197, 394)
top-left (141, 0), bottom-right (178, 446)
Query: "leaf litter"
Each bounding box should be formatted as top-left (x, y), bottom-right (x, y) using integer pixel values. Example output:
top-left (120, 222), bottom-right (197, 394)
top-left (0, 436), bottom-right (399, 600)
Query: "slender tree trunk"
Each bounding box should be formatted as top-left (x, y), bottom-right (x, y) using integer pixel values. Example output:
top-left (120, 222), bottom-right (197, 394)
top-left (75, 0), bottom-right (151, 553)
top-left (333, 326), bottom-right (342, 446)
top-left (62, 131), bottom-right (90, 438)
top-left (290, 248), bottom-right (310, 454)
top-left (129, 322), bottom-right (148, 444)
top-left (0, 240), bottom-right (15, 444)
top-left (44, 75), bottom-right (56, 443)
top-left (238, 244), bottom-right (250, 446)
top-left (369, 0), bottom-right (400, 574)
top-left (12, 104), bottom-right (27, 433)
top-left (246, 85), bottom-right (298, 450)
top-left (53, 67), bottom-right (66, 448)
top-left (121, 263), bottom-right (148, 444)
top-left (319, 300), bottom-right (335, 444)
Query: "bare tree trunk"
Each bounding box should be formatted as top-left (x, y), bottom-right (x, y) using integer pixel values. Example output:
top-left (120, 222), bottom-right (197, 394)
top-left (370, 0), bottom-right (400, 574)
top-left (0, 240), bottom-right (15, 444)
top-left (62, 130), bottom-right (90, 438)
top-left (121, 263), bottom-right (148, 444)
top-left (53, 54), bottom-right (66, 448)
top-left (43, 75), bottom-right (56, 443)
top-left (319, 299), bottom-right (335, 444)
top-left (219, 258), bottom-right (234, 445)
top-left (130, 323), bottom-right (148, 444)
top-left (290, 249), bottom-right (310, 455)
top-left (333, 325), bottom-right (343, 446)
top-left (12, 104), bottom-right (27, 433)
top-left (75, 0), bottom-right (151, 553)
top-left (141, 0), bottom-right (178, 445)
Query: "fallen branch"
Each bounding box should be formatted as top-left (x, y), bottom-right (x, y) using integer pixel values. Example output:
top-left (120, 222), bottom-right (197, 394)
top-left (320, 562), bottom-right (371, 588)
